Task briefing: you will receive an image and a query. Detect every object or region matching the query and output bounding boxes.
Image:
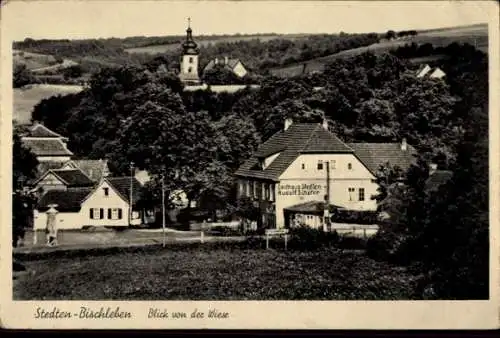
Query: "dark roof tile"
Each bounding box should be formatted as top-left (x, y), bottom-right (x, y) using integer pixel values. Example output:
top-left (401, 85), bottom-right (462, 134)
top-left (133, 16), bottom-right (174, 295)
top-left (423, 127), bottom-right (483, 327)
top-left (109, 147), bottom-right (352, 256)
top-left (37, 189), bottom-right (92, 211)
top-left (52, 169), bottom-right (94, 187)
top-left (106, 177), bottom-right (143, 204)
top-left (425, 170), bottom-right (453, 192)
top-left (347, 142), bottom-right (418, 175)
top-left (28, 124), bottom-right (66, 138)
top-left (68, 160), bottom-right (109, 182)
top-left (235, 123), bottom-right (352, 181)
top-left (22, 138), bottom-right (73, 156)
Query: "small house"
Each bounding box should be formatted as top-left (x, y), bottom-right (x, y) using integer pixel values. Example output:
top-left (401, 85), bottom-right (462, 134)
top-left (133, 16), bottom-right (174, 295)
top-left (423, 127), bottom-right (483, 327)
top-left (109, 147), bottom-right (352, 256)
top-left (33, 176), bottom-right (144, 230)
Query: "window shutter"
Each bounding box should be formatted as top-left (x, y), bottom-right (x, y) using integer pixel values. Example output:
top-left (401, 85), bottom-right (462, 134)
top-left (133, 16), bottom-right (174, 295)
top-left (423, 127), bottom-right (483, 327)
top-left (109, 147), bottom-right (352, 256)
top-left (90, 208), bottom-right (94, 219)
top-left (108, 208), bottom-right (112, 219)
top-left (100, 208), bottom-right (104, 219)
top-left (118, 209), bottom-right (123, 219)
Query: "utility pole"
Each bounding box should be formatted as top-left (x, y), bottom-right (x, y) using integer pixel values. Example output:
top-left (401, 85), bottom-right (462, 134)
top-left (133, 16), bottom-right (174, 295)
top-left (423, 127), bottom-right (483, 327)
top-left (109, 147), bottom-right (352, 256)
top-left (324, 160), bottom-right (331, 232)
top-left (129, 161), bottom-right (135, 227)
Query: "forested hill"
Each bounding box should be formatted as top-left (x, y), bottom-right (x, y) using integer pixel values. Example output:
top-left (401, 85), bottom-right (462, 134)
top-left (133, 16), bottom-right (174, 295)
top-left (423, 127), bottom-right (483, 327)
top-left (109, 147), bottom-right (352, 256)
top-left (13, 33), bottom-right (380, 75)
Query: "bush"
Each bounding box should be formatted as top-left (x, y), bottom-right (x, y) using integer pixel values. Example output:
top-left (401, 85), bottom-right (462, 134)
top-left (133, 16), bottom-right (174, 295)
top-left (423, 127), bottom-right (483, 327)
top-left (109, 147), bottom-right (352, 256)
top-left (331, 209), bottom-right (378, 225)
top-left (366, 230), bottom-right (413, 265)
top-left (337, 236), bottom-right (368, 250)
top-left (288, 225), bottom-right (339, 250)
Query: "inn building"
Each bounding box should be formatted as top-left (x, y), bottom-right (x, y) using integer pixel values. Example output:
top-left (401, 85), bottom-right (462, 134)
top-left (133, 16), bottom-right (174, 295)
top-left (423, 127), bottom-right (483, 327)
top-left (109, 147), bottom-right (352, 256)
top-left (234, 118), bottom-right (417, 229)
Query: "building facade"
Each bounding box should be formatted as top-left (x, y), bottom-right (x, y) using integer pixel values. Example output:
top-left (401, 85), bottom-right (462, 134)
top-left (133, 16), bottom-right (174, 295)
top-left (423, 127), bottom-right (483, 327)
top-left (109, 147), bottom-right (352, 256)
top-left (235, 119), bottom-right (417, 229)
top-left (34, 177), bottom-right (144, 230)
top-left (178, 19), bottom-right (201, 85)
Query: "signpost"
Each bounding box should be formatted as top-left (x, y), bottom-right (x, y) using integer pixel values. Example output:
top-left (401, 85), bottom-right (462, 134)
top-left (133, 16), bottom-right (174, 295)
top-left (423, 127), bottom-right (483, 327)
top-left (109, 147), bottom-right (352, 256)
top-left (265, 228), bottom-right (289, 250)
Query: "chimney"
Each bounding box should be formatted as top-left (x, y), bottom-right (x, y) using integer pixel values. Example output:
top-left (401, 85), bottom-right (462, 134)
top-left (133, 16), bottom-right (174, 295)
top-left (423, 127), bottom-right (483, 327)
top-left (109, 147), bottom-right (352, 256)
top-left (429, 163), bottom-right (438, 175)
top-left (284, 118), bottom-right (293, 131)
top-left (224, 56), bottom-right (229, 65)
top-left (322, 119), bottom-right (328, 131)
top-left (401, 138), bottom-right (407, 151)
top-left (214, 57), bottom-right (218, 65)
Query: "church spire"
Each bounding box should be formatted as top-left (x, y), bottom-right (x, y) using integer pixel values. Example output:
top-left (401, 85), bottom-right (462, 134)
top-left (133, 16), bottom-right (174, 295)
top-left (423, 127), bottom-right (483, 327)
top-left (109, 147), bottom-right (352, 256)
top-left (186, 17), bottom-right (193, 40)
top-left (182, 17), bottom-right (198, 55)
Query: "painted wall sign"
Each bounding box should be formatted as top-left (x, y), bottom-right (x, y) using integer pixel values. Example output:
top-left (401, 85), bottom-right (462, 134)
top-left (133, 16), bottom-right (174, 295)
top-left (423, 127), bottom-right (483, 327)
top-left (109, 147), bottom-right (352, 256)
top-left (278, 183), bottom-right (324, 196)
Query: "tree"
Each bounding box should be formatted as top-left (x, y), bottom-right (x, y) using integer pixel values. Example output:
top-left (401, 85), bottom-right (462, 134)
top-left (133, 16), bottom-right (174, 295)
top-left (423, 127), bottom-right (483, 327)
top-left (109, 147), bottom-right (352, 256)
top-left (385, 30), bottom-right (396, 40)
top-left (13, 64), bottom-right (37, 88)
top-left (415, 108), bottom-right (488, 299)
top-left (12, 127), bottom-right (39, 247)
top-left (62, 65), bottom-right (83, 79)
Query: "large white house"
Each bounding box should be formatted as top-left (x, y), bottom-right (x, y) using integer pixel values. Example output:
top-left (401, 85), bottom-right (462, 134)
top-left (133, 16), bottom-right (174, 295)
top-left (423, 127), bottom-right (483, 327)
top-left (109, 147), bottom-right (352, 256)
top-left (234, 119), bottom-right (418, 229)
top-left (34, 176), bottom-right (143, 230)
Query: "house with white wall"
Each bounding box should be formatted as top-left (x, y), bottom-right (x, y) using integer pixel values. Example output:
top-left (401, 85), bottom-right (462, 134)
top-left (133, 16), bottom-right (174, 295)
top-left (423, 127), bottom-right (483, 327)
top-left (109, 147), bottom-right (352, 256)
top-left (203, 57), bottom-right (248, 79)
top-left (234, 119), bottom-right (417, 229)
top-left (34, 176), bottom-right (143, 230)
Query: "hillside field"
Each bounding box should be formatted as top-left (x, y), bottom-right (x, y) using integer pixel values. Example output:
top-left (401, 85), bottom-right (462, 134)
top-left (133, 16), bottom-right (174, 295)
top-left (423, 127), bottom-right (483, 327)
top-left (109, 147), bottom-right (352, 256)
top-left (13, 84), bottom-right (84, 124)
top-left (13, 50), bottom-right (58, 70)
top-left (269, 23), bottom-right (488, 77)
top-left (125, 34), bottom-right (283, 55)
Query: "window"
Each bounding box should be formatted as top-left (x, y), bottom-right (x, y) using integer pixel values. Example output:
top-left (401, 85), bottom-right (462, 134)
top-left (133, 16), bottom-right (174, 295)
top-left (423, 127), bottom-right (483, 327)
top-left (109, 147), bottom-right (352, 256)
top-left (239, 180), bottom-right (245, 196)
top-left (348, 188), bottom-right (355, 201)
top-left (252, 181), bottom-right (257, 198)
top-left (90, 208), bottom-right (104, 219)
top-left (188, 67), bottom-right (192, 73)
top-left (301, 163), bottom-right (305, 170)
top-left (270, 184), bottom-right (275, 202)
top-left (317, 160), bottom-right (323, 170)
top-left (189, 57), bottom-right (193, 63)
top-left (358, 188), bottom-right (365, 201)
top-left (103, 187), bottom-right (109, 197)
top-left (108, 208), bottom-right (123, 220)
top-left (347, 163), bottom-right (352, 170)
top-left (330, 160), bottom-right (336, 169)
top-left (264, 183), bottom-right (270, 200)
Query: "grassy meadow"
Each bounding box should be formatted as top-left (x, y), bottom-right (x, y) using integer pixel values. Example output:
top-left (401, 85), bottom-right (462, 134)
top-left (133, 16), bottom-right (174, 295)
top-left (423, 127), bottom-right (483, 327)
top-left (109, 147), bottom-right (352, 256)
top-left (13, 84), bottom-right (84, 124)
top-left (13, 242), bottom-right (420, 300)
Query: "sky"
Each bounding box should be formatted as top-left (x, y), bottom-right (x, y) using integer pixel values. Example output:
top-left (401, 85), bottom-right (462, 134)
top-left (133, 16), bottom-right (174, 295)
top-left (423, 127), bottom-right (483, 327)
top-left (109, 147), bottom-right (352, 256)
top-left (2, 0), bottom-right (492, 41)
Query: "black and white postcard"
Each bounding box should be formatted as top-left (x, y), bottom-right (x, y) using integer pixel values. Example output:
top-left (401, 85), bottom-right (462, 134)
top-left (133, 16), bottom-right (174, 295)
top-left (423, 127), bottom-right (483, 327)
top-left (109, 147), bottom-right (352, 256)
top-left (1, 0), bottom-right (498, 330)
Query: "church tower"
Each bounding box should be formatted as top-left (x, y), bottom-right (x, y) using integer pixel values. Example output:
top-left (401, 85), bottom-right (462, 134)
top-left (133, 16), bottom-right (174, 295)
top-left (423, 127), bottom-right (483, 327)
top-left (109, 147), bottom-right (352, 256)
top-left (179, 18), bottom-right (200, 85)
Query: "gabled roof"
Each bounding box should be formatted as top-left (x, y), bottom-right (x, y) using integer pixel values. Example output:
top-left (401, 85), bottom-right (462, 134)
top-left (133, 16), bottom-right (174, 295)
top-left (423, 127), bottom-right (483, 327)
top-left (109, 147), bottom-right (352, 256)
top-left (235, 123), bottom-right (353, 181)
top-left (27, 123), bottom-right (67, 139)
top-left (37, 188), bottom-right (93, 212)
top-left (21, 138), bottom-right (73, 156)
top-left (203, 58), bottom-right (244, 73)
top-left (65, 159), bottom-right (109, 182)
top-left (284, 201), bottom-right (344, 214)
top-left (425, 170), bottom-right (453, 192)
top-left (105, 177), bottom-right (143, 204)
top-left (51, 169), bottom-right (94, 187)
top-left (347, 143), bottom-right (418, 176)
top-left (33, 168), bottom-right (94, 187)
